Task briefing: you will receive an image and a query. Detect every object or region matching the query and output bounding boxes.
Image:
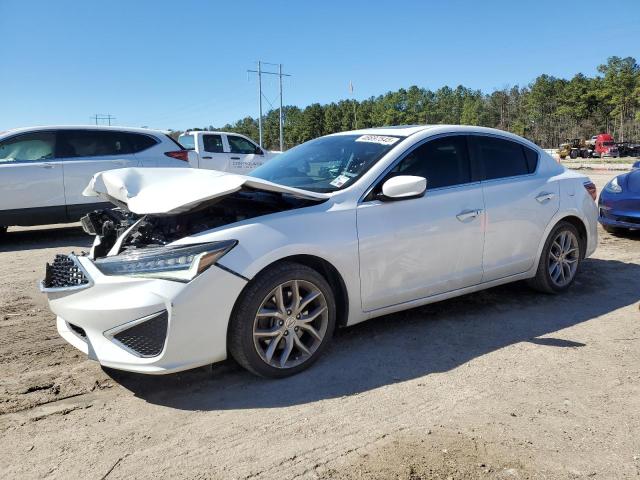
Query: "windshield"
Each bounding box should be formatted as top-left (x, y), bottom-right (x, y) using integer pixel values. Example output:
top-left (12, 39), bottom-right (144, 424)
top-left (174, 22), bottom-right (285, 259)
top-left (250, 134), bottom-right (402, 192)
top-left (178, 134), bottom-right (195, 150)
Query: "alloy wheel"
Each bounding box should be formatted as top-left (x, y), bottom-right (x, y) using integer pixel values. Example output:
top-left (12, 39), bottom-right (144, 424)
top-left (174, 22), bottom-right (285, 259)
top-left (548, 230), bottom-right (579, 287)
top-left (252, 279), bottom-right (328, 369)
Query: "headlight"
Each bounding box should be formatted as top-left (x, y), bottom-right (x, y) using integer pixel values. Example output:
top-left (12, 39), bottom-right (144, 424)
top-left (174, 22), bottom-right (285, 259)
top-left (94, 241), bottom-right (237, 282)
top-left (604, 177), bottom-right (622, 194)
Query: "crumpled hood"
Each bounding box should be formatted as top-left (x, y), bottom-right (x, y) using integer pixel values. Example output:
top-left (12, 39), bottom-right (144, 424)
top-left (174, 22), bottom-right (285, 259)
top-left (83, 168), bottom-right (329, 215)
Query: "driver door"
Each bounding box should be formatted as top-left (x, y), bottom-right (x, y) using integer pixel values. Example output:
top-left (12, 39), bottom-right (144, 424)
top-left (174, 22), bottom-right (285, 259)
top-left (356, 135), bottom-right (485, 311)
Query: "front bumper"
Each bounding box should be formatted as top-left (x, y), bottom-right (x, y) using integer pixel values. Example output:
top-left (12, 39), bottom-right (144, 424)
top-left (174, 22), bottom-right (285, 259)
top-left (598, 192), bottom-right (640, 230)
top-left (42, 255), bottom-right (247, 374)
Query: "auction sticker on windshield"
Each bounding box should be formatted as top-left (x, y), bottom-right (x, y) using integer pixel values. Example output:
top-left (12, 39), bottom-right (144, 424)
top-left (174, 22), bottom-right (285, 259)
top-left (355, 135), bottom-right (400, 145)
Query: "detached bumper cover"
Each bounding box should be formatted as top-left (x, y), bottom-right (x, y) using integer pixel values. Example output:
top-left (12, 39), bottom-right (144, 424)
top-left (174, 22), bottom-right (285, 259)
top-left (43, 255), bottom-right (247, 374)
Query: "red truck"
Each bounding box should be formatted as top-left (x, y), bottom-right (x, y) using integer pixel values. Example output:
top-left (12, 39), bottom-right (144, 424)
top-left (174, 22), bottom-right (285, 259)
top-left (589, 134), bottom-right (620, 158)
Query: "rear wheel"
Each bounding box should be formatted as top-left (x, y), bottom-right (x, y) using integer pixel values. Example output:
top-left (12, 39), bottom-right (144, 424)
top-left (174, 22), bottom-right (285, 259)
top-left (528, 222), bottom-right (582, 294)
top-left (228, 262), bottom-right (336, 378)
top-left (581, 150), bottom-right (589, 159)
top-left (569, 150), bottom-right (579, 159)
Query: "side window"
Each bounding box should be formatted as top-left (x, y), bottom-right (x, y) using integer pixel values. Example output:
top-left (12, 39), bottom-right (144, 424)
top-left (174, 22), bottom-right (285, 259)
top-left (523, 146), bottom-right (539, 173)
top-left (387, 135), bottom-right (471, 190)
top-left (125, 133), bottom-right (158, 153)
top-left (203, 134), bottom-right (224, 153)
top-left (57, 130), bottom-right (132, 158)
top-left (0, 132), bottom-right (56, 163)
top-left (227, 135), bottom-right (259, 154)
top-left (474, 136), bottom-right (530, 180)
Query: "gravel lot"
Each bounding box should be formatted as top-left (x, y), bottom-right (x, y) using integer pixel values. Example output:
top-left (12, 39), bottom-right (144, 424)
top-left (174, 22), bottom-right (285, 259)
top-left (1, 172), bottom-right (639, 479)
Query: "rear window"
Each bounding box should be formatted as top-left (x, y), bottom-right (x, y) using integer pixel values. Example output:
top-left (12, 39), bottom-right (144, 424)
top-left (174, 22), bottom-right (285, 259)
top-left (473, 136), bottom-right (535, 180)
top-left (178, 134), bottom-right (195, 150)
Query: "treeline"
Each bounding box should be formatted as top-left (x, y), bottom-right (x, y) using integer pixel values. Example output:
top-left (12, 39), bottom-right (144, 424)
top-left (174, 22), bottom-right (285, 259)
top-left (178, 56), bottom-right (640, 150)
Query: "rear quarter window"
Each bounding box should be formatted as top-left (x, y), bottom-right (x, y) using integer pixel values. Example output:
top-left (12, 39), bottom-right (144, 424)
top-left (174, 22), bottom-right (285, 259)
top-left (125, 133), bottom-right (159, 153)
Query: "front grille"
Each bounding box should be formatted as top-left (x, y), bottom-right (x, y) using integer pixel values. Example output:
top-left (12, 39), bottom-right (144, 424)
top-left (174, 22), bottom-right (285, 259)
top-left (68, 323), bottom-right (87, 339)
top-left (43, 255), bottom-right (89, 289)
top-left (113, 311), bottom-right (168, 357)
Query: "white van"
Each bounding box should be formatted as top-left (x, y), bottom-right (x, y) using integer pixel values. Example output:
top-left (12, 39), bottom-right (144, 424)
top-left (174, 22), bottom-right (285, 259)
top-left (178, 131), bottom-right (276, 174)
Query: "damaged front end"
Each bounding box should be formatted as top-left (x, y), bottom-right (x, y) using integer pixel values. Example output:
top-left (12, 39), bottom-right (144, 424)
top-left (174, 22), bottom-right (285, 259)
top-left (79, 168), bottom-right (329, 260)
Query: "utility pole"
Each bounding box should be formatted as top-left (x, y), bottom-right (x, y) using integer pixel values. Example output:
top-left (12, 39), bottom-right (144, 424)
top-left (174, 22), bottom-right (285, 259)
top-left (248, 62), bottom-right (291, 150)
top-left (91, 114), bottom-right (116, 126)
top-left (279, 63), bottom-right (284, 151)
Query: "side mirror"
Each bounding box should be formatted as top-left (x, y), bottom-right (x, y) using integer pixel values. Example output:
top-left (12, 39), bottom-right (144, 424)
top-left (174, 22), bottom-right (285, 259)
top-left (380, 175), bottom-right (427, 200)
top-left (255, 147), bottom-right (264, 155)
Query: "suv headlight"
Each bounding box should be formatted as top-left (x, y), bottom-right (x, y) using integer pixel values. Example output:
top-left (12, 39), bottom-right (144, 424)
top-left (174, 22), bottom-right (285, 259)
top-left (604, 177), bottom-right (622, 194)
top-left (94, 241), bottom-right (237, 282)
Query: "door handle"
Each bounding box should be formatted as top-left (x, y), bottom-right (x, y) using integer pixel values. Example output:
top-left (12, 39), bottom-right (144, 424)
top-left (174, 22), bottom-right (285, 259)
top-left (535, 192), bottom-right (555, 203)
top-left (38, 163), bottom-right (54, 169)
top-left (112, 160), bottom-right (127, 166)
top-left (230, 156), bottom-right (241, 160)
top-left (201, 156), bottom-right (212, 159)
top-left (456, 209), bottom-right (482, 222)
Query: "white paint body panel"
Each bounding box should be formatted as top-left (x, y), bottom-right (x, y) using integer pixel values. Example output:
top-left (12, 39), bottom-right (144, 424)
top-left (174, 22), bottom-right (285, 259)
top-left (42, 125), bottom-right (598, 374)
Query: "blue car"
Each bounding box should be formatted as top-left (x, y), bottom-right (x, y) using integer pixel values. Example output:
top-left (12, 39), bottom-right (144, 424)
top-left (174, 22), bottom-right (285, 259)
top-left (633, 160), bottom-right (640, 169)
top-left (599, 168), bottom-right (640, 233)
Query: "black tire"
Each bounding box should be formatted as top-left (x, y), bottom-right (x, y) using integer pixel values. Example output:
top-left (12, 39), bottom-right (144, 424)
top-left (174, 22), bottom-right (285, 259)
top-left (581, 150), bottom-right (589, 159)
top-left (228, 261), bottom-right (336, 378)
top-left (569, 150), bottom-right (579, 159)
top-left (0, 226), bottom-right (7, 238)
top-left (527, 221), bottom-right (582, 294)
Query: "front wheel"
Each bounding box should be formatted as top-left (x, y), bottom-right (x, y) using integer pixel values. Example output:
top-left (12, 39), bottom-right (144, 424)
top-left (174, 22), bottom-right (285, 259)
top-left (228, 262), bottom-right (336, 378)
top-left (528, 222), bottom-right (582, 294)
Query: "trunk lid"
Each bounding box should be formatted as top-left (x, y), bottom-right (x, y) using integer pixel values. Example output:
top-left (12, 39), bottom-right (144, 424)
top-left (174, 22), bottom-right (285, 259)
top-left (83, 168), bottom-right (329, 215)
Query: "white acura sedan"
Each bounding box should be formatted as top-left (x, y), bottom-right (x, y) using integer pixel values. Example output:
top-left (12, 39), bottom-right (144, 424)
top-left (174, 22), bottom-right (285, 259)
top-left (41, 126), bottom-right (598, 378)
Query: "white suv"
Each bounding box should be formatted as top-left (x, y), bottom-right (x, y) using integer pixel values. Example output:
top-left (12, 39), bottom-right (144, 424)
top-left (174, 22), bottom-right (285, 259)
top-left (0, 126), bottom-right (189, 234)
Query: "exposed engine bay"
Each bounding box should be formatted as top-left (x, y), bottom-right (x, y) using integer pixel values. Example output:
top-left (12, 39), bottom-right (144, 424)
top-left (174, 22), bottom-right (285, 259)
top-left (82, 189), bottom-right (321, 259)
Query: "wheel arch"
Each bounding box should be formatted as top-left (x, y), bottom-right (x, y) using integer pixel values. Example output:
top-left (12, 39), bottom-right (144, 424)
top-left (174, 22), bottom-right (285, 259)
top-left (557, 215), bottom-right (588, 259)
top-left (231, 254), bottom-right (350, 329)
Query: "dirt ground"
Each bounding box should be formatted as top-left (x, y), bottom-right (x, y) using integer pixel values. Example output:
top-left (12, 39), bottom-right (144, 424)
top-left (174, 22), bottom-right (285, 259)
top-left (1, 172), bottom-right (639, 479)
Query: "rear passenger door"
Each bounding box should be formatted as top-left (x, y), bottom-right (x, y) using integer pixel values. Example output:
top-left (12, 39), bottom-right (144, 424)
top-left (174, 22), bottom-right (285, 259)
top-left (57, 130), bottom-right (139, 218)
top-left (470, 135), bottom-right (559, 282)
top-left (225, 134), bottom-right (265, 173)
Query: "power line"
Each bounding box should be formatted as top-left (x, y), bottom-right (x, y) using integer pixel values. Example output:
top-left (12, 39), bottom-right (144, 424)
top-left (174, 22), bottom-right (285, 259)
top-left (91, 114), bottom-right (116, 126)
top-left (248, 61), bottom-right (291, 150)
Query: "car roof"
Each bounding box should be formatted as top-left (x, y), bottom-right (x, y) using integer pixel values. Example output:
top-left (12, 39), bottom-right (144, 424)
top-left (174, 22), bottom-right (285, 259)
top-left (331, 124), bottom-right (540, 146)
top-left (0, 125), bottom-right (170, 137)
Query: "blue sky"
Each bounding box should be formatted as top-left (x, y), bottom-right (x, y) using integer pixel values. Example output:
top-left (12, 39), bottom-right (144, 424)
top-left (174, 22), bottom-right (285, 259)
top-left (1, 0), bottom-right (638, 131)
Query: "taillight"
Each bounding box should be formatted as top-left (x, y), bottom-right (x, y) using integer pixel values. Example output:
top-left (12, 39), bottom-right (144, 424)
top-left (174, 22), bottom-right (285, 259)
top-left (164, 150), bottom-right (189, 162)
top-left (583, 181), bottom-right (597, 201)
